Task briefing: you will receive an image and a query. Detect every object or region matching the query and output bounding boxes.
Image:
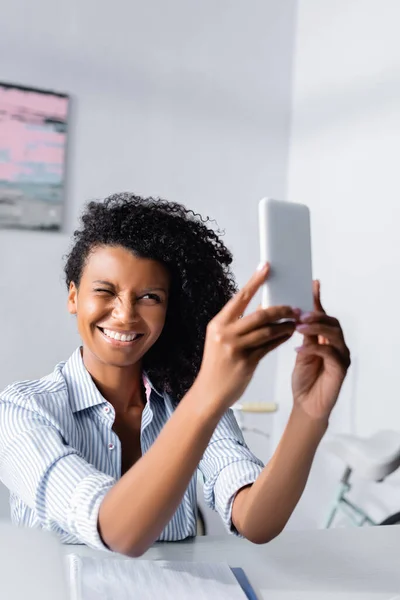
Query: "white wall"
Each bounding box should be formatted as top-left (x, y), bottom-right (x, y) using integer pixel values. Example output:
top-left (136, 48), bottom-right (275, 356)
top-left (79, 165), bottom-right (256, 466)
top-left (0, 1), bottom-right (297, 523)
top-left (279, 0), bottom-right (400, 530)
top-left (0, 0), bottom-right (297, 385)
top-left (0, 0), bottom-right (297, 409)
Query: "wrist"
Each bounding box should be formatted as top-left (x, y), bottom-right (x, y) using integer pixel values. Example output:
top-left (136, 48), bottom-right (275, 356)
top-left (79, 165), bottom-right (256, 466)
top-left (183, 377), bottom-right (226, 427)
top-left (289, 404), bottom-right (329, 440)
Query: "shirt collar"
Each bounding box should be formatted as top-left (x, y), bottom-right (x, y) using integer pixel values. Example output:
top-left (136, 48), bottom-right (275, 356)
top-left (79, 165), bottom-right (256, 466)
top-left (63, 347), bottom-right (164, 413)
top-left (142, 372), bottom-right (164, 400)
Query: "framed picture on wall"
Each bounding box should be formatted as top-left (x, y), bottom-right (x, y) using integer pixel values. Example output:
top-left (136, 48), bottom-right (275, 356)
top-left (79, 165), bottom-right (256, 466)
top-left (0, 82), bottom-right (69, 231)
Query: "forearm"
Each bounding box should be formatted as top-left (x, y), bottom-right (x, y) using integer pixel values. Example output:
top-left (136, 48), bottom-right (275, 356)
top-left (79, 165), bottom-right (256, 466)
top-left (232, 405), bottom-right (328, 543)
top-left (98, 382), bottom-right (221, 556)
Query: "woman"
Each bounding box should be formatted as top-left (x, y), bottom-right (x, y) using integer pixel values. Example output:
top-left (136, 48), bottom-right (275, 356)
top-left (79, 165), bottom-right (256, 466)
top-left (0, 193), bottom-right (350, 556)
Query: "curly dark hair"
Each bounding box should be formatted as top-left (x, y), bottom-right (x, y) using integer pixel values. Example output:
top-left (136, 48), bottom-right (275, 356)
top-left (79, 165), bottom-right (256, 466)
top-left (64, 192), bottom-right (237, 400)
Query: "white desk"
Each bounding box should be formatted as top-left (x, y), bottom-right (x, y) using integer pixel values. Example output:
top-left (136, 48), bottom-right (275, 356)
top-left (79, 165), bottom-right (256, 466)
top-left (64, 525), bottom-right (400, 599)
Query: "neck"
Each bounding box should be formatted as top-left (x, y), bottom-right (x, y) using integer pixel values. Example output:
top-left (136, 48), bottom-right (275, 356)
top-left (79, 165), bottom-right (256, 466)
top-left (81, 347), bottom-right (145, 412)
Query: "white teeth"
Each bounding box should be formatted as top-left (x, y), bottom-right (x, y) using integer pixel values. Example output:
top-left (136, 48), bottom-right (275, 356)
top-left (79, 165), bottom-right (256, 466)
top-left (102, 329), bottom-right (139, 342)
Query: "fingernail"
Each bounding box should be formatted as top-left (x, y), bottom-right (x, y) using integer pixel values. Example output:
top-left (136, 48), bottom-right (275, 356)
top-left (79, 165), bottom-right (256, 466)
top-left (300, 312), bottom-right (313, 322)
top-left (257, 261), bottom-right (268, 271)
top-left (296, 324), bottom-right (308, 332)
top-left (291, 307), bottom-right (302, 317)
top-left (295, 346), bottom-right (303, 352)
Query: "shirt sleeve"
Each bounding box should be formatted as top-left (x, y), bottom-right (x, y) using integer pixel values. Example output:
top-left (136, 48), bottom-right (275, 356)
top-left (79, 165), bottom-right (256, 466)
top-left (198, 408), bottom-right (264, 535)
top-left (0, 395), bottom-right (116, 550)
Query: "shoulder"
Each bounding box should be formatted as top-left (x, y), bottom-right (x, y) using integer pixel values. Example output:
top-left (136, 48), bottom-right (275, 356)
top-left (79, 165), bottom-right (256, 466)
top-left (0, 360), bottom-right (70, 422)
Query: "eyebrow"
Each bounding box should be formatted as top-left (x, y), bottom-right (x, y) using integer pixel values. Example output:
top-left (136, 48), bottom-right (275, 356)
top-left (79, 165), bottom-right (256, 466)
top-left (140, 287), bottom-right (168, 295)
top-left (92, 281), bottom-right (167, 294)
top-left (93, 280), bottom-right (114, 287)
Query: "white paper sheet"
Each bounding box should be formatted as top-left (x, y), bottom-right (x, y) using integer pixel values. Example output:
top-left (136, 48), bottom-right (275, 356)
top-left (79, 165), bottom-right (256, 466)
top-left (67, 554), bottom-right (248, 600)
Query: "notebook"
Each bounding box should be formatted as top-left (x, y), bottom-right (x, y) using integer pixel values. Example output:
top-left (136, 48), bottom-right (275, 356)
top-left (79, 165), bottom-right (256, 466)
top-left (67, 554), bottom-right (258, 600)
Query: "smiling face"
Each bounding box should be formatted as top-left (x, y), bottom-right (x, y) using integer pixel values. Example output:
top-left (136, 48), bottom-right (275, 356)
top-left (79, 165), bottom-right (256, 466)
top-left (68, 245), bottom-right (170, 370)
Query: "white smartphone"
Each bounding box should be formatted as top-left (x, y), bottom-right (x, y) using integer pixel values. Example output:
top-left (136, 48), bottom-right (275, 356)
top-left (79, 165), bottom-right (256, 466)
top-left (259, 197), bottom-right (313, 313)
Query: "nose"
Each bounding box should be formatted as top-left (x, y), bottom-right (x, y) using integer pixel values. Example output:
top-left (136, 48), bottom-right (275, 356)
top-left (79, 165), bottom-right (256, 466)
top-left (112, 295), bottom-right (140, 325)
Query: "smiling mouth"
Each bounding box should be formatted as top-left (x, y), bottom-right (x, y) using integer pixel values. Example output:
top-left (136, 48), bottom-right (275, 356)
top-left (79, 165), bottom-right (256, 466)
top-left (97, 327), bottom-right (144, 343)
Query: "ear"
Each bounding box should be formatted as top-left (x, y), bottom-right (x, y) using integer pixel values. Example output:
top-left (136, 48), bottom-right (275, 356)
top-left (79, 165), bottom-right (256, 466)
top-left (68, 282), bottom-right (78, 315)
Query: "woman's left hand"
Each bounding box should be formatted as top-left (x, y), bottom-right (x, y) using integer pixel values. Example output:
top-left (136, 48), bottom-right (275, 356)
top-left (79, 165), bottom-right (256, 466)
top-left (291, 281), bottom-right (351, 422)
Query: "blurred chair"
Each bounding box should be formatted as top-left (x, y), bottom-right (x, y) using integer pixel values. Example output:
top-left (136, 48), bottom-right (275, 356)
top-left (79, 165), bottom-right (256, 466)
top-left (324, 430), bottom-right (400, 527)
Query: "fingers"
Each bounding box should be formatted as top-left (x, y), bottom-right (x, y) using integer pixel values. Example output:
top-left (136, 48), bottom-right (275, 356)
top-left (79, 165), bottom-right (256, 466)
top-left (295, 305), bottom-right (350, 366)
top-left (295, 343), bottom-right (351, 369)
top-left (299, 312), bottom-right (339, 327)
top-left (236, 321), bottom-right (296, 351)
top-left (302, 280), bottom-right (334, 349)
top-left (217, 263), bottom-right (270, 324)
top-left (298, 280), bottom-right (322, 347)
top-left (313, 279), bottom-right (326, 313)
top-left (296, 323), bottom-right (347, 354)
top-left (296, 313), bottom-right (351, 367)
top-left (250, 334), bottom-right (292, 363)
top-left (234, 305), bottom-right (300, 335)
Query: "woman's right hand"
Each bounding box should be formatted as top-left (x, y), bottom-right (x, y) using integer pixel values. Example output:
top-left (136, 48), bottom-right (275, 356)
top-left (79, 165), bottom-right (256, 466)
top-left (196, 263), bottom-right (299, 414)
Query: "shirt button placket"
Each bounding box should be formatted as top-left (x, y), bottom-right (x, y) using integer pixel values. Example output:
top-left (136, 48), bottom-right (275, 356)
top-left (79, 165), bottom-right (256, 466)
top-left (105, 408), bottom-right (115, 450)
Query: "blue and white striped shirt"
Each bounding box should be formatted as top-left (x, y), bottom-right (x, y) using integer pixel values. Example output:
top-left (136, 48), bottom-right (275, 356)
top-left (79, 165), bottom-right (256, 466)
top-left (0, 348), bottom-right (264, 550)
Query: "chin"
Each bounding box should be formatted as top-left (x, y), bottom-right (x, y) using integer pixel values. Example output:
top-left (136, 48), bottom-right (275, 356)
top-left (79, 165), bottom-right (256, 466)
top-left (83, 344), bottom-right (141, 368)
top-left (104, 346), bottom-right (145, 364)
